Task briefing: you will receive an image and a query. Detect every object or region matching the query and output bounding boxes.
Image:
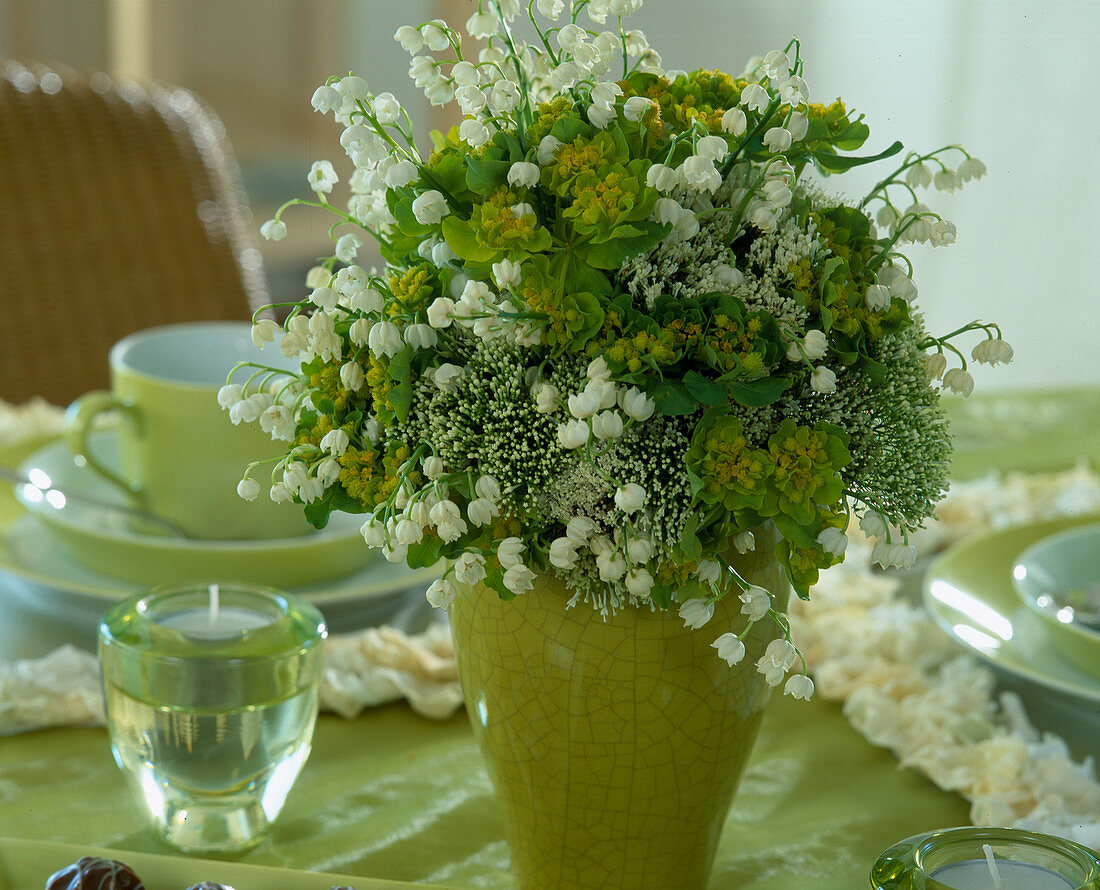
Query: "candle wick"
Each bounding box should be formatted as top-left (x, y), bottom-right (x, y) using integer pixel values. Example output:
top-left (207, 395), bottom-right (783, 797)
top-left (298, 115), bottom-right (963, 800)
top-left (208, 583), bottom-right (220, 631)
top-left (983, 844), bottom-right (1004, 890)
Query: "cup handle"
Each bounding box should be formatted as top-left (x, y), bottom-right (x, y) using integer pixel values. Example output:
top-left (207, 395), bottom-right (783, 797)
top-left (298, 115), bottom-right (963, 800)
top-left (64, 391), bottom-right (145, 499)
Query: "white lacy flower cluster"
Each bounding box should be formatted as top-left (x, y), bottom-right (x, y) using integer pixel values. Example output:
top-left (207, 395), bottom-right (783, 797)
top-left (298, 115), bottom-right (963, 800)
top-left (232, 0), bottom-right (1015, 697)
top-left (789, 474), bottom-right (1100, 849)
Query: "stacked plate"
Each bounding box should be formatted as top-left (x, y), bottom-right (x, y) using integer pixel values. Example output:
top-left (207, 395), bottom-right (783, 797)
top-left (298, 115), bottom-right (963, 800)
top-left (923, 515), bottom-right (1100, 750)
top-left (2, 432), bottom-right (440, 634)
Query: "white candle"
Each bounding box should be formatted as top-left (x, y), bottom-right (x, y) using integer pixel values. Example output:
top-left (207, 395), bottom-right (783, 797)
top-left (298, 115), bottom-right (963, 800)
top-left (157, 584), bottom-right (275, 639)
top-left (931, 859), bottom-right (1074, 890)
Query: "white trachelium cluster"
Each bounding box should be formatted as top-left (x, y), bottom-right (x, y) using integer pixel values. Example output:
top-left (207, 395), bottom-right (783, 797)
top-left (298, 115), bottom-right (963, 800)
top-left (737, 211), bottom-right (816, 326)
top-left (621, 186), bottom-right (818, 337)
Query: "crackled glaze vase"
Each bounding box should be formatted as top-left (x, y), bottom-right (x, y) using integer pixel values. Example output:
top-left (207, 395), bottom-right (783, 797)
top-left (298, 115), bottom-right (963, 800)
top-left (448, 530), bottom-right (789, 890)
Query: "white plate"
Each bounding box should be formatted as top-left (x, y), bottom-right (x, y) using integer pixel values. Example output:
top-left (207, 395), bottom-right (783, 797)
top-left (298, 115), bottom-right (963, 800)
top-left (923, 515), bottom-right (1100, 705)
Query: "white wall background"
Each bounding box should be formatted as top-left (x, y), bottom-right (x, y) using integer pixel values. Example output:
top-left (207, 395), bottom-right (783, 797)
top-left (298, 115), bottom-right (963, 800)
top-left (6, 0), bottom-right (1094, 392)
top-left (616, 0), bottom-right (1100, 391)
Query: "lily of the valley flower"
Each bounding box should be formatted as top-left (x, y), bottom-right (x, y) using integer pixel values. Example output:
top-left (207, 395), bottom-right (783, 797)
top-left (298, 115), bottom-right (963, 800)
top-left (614, 483), bottom-right (646, 514)
top-left (942, 367), bottom-right (975, 396)
top-left (679, 598), bottom-right (714, 629)
top-left (712, 633), bottom-right (746, 666)
top-left (308, 160), bottom-right (338, 195)
top-left (784, 674), bottom-right (814, 700)
top-left (411, 190), bottom-right (450, 224)
top-left (739, 586), bottom-right (771, 622)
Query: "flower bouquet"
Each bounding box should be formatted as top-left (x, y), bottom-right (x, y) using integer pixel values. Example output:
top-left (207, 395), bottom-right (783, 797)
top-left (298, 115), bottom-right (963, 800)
top-left (224, 1), bottom-right (1010, 886)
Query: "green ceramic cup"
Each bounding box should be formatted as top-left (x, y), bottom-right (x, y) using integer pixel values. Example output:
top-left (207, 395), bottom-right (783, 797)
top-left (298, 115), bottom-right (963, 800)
top-left (65, 321), bottom-right (309, 541)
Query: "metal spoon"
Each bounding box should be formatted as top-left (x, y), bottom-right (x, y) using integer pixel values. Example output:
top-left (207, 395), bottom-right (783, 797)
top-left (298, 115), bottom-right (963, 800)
top-left (1035, 584), bottom-right (1100, 631)
top-left (0, 466), bottom-right (189, 539)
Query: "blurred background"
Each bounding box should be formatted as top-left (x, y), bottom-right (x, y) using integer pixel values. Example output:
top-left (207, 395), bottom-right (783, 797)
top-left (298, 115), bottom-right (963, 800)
top-left (2, 0), bottom-right (1097, 392)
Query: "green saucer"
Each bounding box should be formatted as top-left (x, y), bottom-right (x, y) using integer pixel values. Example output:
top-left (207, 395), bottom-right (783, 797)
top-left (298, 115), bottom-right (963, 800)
top-left (17, 435), bottom-right (372, 589)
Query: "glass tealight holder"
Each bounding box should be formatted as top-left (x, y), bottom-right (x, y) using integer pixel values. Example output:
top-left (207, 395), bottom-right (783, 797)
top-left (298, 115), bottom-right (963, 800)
top-left (871, 826), bottom-right (1100, 890)
top-left (98, 582), bottom-right (326, 853)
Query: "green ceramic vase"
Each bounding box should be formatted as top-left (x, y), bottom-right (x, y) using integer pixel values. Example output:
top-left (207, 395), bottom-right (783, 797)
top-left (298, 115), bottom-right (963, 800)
top-left (448, 529), bottom-right (789, 890)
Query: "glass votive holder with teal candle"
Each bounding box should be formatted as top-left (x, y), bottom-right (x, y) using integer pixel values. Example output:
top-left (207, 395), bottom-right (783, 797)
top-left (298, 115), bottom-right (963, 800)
top-left (871, 826), bottom-right (1100, 890)
top-left (98, 582), bottom-right (326, 853)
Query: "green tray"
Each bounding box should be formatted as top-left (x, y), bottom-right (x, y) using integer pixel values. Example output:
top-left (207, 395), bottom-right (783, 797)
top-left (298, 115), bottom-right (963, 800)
top-left (0, 836), bottom-right (446, 890)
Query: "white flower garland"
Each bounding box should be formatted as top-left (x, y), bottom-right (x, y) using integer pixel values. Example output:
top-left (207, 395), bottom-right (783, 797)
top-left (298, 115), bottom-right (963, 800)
top-left (790, 463), bottom-right (1100, 849)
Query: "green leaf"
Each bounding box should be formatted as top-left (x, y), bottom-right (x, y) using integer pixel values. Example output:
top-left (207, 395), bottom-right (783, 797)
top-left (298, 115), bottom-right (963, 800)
top-left (648, 583), bottom-right (673, 610)
top-left (373, 401), bottom-right (394, 426)
top-left (406, 537), bottom-right (443, 568)
top-left (550, 117), bottom-right (592, 145)
top-left (387, 346), bottom-right (413, 381)
top-left (605, 222), bottom-right (648, 241)
top-left (813, 140), bottom-right (904, 174)
top-left (728, 376), bottom-right (790, 408)
top-left (684, 370), bottom-right (726, 406)
top-left (518, 226), bottom-right (554, 255)
top-left (575, 221), bottom-right (671, 270)
top-left (465, 157), bottom-right (511, 196)
top-left (653, 380), bottom-right (698, 415)
top-left (686, 465), bottom-right (704, 497)
top-left (833, 118), bottom-right (871, 151)
top-left (858, 353), bottom-right (889, 384)
top-left (441, 215), bottom-right (498, 263)
top-left (388, 379), bottom-right (413, 421)
top-left (430, 151), bottom-right (472, 200)
top-left (500, 131), bottom-right (524, 160)
top-left (550, 252), bottom-right (614, 297)
top-left (303, 499), bottom-right (327, 528)
top-left (678, 512), bottom-right (703, 561)
top-left (771, 513), bottom-right (817, 550)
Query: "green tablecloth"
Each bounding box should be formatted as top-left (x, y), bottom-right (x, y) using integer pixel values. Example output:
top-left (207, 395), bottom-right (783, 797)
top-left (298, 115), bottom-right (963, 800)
top-left (1, 388), bottom-right (1097, 888)
top-left (0, 698), bottom-right (968, 888)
